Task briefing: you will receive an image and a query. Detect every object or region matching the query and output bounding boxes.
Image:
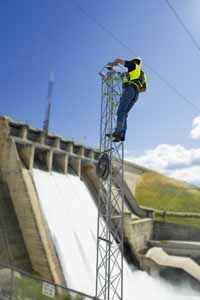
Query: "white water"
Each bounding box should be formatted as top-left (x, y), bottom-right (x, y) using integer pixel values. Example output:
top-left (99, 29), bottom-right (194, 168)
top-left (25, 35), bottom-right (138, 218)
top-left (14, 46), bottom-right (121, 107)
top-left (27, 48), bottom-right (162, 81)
top-left (33, 169), bottom-right (199, 299)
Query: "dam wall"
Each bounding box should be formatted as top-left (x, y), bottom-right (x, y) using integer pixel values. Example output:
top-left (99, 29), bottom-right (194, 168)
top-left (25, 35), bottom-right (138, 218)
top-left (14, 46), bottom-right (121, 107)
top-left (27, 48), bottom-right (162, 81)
top-left (0, 116), bottom-right (148, 220)
top-left (153, 221), bottom-right (200, 242)
top-left (0, 178), bottom-right (31, 271)
top-left (124, 213), bottom-right (153, 264)
top-left (0, 116), bottom-right (148, 284)
top-left (0, 117), bottom-right (65, 284)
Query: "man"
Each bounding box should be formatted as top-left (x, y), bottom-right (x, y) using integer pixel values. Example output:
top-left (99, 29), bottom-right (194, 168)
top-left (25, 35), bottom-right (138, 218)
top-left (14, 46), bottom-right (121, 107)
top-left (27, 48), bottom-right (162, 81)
top-left (107, 57), bottom-right (147, 142)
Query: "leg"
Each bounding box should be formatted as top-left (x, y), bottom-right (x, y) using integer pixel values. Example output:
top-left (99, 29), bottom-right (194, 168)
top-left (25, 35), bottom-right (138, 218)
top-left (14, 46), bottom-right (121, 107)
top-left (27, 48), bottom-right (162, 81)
top-left (123, 89), bottom-right (139, 135)
top-left (114, 86), bottom-right (139, 139)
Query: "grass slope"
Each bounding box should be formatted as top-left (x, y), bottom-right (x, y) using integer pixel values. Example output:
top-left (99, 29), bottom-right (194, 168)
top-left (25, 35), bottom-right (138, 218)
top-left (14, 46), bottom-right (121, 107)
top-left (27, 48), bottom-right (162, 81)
top-left (135, 171), bottom-right (200, 227)
top-left (12, 276), bottom-right (85, 300)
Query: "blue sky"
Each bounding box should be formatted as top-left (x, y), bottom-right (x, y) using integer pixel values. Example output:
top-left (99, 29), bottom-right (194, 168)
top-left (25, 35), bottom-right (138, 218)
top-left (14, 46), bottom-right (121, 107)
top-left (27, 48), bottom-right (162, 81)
top-left (1, 0), bottom-right (200, 183)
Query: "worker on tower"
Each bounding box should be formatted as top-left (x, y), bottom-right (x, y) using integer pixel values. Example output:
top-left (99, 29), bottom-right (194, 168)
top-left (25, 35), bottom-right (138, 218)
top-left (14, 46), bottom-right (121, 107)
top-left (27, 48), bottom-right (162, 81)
top-left (107, 57), bottom-right (147, 142)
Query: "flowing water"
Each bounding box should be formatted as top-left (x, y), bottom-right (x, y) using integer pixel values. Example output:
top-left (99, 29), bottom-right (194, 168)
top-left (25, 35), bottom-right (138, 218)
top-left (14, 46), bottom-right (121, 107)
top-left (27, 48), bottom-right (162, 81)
top-left (33, 169), bottom-right (199, 299)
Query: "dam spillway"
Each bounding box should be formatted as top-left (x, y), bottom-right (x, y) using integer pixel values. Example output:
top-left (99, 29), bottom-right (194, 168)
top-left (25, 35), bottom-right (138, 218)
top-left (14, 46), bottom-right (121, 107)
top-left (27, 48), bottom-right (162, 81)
top-left (33, 169), bottom-right (98, 294)
top-left (33, 169), bottom-right (199, 299)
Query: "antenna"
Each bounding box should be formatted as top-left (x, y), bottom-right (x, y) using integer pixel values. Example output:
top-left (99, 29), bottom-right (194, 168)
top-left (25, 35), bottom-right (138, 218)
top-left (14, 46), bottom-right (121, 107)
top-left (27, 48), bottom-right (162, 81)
top-left (43, 69), bottom-right (55, 134)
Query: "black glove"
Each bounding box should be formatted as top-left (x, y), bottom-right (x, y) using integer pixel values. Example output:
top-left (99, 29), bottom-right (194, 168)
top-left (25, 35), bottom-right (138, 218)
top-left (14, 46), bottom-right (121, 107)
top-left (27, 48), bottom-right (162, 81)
top-left (106, 62), bottom-right (113, 70)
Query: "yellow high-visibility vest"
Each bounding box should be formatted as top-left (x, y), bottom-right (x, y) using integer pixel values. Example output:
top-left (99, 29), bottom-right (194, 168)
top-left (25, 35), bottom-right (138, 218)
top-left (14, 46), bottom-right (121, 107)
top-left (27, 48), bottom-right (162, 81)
top-left (129, 63), bottom-right (141, 80)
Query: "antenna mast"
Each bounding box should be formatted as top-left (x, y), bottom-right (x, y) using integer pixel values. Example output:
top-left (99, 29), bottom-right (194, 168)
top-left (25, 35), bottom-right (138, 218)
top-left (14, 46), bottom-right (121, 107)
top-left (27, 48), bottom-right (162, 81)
top-left (43, 70), bottom-right (55, 134)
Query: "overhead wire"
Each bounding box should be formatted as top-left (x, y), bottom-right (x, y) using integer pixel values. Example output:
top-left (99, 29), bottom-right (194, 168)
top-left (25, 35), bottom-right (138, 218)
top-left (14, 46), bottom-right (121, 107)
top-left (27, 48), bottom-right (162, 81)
top-left (70, 0), bottom-right (200, 113)
top-left (70, 1), bottom-right (200, 203)
top-left (164, 0), bottom-right (200, 53)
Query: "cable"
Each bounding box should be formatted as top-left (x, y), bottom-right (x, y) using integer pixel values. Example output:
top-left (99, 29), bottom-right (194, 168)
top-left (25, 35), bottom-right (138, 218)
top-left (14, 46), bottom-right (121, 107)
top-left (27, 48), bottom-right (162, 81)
top-left (70, 1), bottom-right (200, 214)
top-left (164, 0), bottom-right (200, 53)
top-left (70, 0), bottom-right (200, 113)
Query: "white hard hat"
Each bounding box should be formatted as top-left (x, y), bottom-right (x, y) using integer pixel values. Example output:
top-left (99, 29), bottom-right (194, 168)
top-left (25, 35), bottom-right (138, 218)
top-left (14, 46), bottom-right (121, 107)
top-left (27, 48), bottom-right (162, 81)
top-left (133, 57), bottom-right (142, 65)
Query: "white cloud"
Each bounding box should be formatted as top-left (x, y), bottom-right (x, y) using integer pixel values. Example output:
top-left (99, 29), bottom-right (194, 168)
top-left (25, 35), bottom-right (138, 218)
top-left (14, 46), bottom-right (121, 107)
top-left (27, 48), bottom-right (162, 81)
top-left (190, 115), bottom-right (200, 139)
top-left (126, 116), bottom-right (200, 186)
top-left (170, 166), bottom-right (200, 186)
top-left (130, 144), bottom-right (200, 171)
top-left (127, 144), bottom-right (200, 186)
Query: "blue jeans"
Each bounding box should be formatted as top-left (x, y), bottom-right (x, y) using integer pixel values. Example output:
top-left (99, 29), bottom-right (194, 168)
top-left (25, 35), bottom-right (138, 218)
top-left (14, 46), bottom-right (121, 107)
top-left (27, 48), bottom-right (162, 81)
top-left (114, 85), bottom-right (139, 138)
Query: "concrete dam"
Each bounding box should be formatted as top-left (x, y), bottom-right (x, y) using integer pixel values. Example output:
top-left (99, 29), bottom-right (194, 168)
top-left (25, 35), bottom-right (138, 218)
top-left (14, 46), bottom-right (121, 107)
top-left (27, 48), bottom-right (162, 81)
top-left (0, 116), bottom-right (200, 298)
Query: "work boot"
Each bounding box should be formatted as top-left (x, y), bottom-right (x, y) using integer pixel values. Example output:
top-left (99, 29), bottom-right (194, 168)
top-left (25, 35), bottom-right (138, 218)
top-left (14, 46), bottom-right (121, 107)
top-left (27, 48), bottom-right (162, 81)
top-left (105, 133), bottom-right (115, 138)
top-left (106, 133), bottom-right (124, 142)
top-left (113, 136), bottom-right (125, 142)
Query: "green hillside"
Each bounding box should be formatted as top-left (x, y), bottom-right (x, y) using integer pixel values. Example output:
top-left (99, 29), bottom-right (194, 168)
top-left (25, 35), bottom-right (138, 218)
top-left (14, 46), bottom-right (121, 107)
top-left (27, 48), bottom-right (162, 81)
top-left (135, 170), bottom-right (200, 227)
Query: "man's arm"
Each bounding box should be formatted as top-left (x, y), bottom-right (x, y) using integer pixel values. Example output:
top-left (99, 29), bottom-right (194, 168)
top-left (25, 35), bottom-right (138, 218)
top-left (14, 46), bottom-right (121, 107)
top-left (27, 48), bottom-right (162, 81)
top-left (110, 59), bottom-right (136, 72)
top-left (111, 58), bottom-right (125, 66)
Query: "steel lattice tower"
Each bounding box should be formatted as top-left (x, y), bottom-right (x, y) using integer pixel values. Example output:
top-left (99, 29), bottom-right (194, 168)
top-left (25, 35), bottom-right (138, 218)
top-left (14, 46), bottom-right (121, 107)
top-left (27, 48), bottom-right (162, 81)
top-left (95, 67), bottom-right (125, 300)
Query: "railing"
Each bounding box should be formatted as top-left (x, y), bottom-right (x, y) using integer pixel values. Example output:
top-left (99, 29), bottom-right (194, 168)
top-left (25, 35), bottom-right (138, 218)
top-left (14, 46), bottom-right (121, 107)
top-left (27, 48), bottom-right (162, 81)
top-left (0, 263), bottom-right (94, 300)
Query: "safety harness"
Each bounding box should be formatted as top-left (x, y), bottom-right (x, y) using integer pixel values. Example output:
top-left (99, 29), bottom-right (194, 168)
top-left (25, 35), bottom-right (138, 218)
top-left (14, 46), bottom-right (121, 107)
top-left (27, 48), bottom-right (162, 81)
top-left (123, 63), bottom-right (147, 93)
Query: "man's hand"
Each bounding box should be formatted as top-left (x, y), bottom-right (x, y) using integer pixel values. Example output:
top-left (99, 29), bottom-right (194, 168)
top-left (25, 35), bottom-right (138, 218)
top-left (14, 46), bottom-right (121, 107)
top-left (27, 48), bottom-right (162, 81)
top-left (111, 58), bottom-right (125, 66)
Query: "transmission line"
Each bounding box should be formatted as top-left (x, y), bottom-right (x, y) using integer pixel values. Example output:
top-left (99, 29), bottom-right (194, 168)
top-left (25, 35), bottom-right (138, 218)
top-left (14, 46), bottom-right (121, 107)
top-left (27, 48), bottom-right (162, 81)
top-left (71, 1), bottom-right (200, 215)
top-left (164, 0), bottom-right (200, 53)
top-left (70, 0), bottom-right (200, 113)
